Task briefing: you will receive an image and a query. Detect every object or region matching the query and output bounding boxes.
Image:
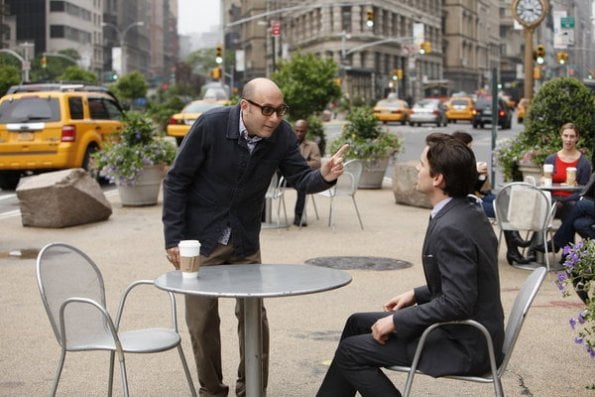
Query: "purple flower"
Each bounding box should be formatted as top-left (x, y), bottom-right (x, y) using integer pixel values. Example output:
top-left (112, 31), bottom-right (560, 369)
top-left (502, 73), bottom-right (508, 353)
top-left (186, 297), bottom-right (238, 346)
top-left (575, 336), bottom-right (584, 344)
top-left (570, 317), bottom-right (577, 329)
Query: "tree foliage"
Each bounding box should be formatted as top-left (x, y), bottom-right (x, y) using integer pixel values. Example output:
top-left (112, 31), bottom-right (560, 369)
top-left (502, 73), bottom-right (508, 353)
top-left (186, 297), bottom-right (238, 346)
top-left (271, 52), bottom-right (341, 121)
top-left (0, 65), bottom-right (21, 95)
top-left (57, 65), bottom-right (97, 83)
top-left (110, 71), bottom-right (148, 103)
top-left (497, 77), bottom-right (595, 180)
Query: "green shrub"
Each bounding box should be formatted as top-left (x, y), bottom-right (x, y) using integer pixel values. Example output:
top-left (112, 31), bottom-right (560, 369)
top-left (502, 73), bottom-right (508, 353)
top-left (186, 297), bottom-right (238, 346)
top-left (330, 106), bottom-right (401, 160)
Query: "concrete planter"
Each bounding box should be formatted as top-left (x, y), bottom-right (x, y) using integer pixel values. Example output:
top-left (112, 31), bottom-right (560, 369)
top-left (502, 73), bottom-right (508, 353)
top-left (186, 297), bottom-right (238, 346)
top-left (117, 164), bottom-right (165, 206)
top-left (358, 157), bottom-right (390, 189)
top-left (517, 161), bottom-right (542, 183)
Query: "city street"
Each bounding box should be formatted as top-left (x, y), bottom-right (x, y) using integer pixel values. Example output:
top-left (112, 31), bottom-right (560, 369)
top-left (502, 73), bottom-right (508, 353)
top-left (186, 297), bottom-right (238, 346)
top-left (0, 117), bottom-right (523, 217)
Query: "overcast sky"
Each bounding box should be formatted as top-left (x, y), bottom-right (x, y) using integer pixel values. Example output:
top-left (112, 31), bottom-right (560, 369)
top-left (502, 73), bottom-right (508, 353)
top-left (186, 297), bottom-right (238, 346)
top-left (178, 0), bottom-right (220, 35)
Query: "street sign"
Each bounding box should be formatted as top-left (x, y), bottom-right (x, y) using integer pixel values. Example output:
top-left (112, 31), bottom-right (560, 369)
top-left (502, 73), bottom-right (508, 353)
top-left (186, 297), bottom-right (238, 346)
top-left (560, 17), bottom-right (575, 29)
top-left (271, 20), bottom-right (281, 37)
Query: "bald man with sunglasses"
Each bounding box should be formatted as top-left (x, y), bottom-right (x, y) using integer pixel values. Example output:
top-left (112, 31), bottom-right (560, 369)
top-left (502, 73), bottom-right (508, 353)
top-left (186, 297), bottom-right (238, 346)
top-left (163, 77), bottom-right (348, 397)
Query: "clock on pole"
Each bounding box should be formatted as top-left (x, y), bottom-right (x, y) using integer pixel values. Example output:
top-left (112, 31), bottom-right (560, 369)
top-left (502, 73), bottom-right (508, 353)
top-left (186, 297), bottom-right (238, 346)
top-left (511, 0), bottom-right (549, 99)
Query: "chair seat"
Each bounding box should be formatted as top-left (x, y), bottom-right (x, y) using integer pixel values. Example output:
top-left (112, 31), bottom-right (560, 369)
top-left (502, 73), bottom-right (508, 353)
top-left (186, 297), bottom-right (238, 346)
top-left (389, 365), bottom-right (495, 383)
top-left (120, 328), bottom-right (181, 353)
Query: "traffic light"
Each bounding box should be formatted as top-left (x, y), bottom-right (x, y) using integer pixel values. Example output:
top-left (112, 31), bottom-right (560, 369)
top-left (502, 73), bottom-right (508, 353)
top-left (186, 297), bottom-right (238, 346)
top-left (215, 45), bottom-right (223, 64)
top-left (556, 51), bottom-right (568, 65)
top-left (536, 44), bottom-right (545, 58)
top-left (392, 68), bottom-right (403, 81)
top-left (366, 9), bottom-right (374, 28)
top-left (418, 41), bottom-right (431, 55)
top-left (40, 55), bottom-right (47, 68)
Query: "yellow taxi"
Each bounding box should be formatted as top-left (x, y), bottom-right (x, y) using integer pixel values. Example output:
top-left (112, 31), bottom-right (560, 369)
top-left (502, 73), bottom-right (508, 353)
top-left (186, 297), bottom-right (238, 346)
top-left (516, 98), bottom-right (530, 123)
top-left (445, 96), bottom-right (474, 123)
top-left (166, 100), bottom-right (226, 145)
top-left (372, 99), bottom-right (410, 125)
top-left (0, 84), bottom-right (124, 190)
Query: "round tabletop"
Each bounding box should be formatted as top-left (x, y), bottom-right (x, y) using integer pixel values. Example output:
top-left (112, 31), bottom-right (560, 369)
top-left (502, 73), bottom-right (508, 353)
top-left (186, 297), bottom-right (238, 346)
top-left (154, 264), bottom-right (352, 298)
top-left (539, 183), bottom-right (584, 192)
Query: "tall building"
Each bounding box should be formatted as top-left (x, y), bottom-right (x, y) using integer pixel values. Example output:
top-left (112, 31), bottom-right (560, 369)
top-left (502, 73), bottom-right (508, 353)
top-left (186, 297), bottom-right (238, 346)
top-left (102, 0), bottom-right (150, 78)
top-left (443, 0), bottom-right (501, 95)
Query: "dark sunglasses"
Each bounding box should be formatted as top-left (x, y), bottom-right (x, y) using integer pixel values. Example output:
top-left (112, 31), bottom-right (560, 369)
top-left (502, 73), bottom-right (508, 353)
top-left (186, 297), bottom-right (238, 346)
top-left (243, 98), bottom-right (289, 117)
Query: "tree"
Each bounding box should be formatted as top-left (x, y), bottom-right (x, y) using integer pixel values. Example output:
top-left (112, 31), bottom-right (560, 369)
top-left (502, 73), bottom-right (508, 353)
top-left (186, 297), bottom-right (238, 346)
top-left (110, 71), bottom-right (148, 105)
top-left (0, 65), bottom-right (21, 95)
top-left (271, 51), bottom-right (341, 121)
top-left (57, 65), bottom-right (98, 84)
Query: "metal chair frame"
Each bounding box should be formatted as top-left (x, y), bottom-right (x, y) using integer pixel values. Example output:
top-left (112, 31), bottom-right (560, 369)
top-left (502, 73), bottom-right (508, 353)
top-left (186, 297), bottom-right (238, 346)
top-left (494, 182), bottom-right (557, 270)
top-left (387, 267), bottom-right (546, 397)
top-left (317, 159), bottom-right (364, 230)
top-left (264, 172), bottom-right (289, 228)
top-left (36, 242), bottom-right (197, 397)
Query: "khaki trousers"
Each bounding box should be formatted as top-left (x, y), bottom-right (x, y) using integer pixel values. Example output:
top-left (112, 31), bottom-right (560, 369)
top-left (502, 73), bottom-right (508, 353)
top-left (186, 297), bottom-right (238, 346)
top-left (185, 244), bottom-right (269, 397)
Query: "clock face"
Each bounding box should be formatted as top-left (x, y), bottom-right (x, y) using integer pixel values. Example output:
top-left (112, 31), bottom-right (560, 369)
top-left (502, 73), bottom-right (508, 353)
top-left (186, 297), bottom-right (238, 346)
top-left (514, 0), bottom-right (545, 26)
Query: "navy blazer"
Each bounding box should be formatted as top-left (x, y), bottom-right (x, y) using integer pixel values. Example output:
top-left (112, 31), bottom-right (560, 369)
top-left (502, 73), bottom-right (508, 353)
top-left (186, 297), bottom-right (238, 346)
top-left (162, 104), bottom-right (333, 257)
top-left (393, 198), bottom-right (505, 377)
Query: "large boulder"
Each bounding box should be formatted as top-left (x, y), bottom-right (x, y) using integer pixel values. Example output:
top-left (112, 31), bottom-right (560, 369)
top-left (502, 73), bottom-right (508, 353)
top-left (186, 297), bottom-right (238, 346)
top-left (16, 169), bottom-right (112, 227)
top-left (392, 161), bottom-right (432, 209)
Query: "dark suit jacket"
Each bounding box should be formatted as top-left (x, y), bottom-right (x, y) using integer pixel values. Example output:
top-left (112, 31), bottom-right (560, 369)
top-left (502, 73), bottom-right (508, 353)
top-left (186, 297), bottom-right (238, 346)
top-left (393, 198), bottom-right (505, 377)
top-left (162, 104), bottom-right (333, 256)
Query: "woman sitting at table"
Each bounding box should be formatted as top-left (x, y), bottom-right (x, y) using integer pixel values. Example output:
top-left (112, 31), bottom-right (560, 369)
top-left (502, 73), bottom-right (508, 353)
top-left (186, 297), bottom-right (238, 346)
top-left (544, 122), bottom-right (591, 221)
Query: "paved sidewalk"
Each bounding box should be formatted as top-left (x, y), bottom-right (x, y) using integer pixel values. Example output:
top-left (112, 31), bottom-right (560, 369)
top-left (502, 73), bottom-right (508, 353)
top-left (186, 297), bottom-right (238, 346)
top-left (1, 182), bottom-right (593, 396)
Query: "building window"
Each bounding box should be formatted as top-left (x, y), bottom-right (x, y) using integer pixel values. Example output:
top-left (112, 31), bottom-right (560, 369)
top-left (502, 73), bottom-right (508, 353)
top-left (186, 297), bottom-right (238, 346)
top-left (50, 25), bottom-right (65, 38)
top-left (341, 6), bottom-right (351, 33)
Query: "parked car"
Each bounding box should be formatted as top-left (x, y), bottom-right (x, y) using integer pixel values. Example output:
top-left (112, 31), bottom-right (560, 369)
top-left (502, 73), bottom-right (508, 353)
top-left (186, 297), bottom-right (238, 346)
top-left (0, 83), bottom-right (124, 190)
top-left (166, 100), bottom-right (226, 146)
top-left (516, 98), bottom-right (530, 123)
top-left (445, 96), bottom-right (474, 123)
top-left (372, 99), bottom-right (410, 125)
top-left (409, 98), bottom-right (448, 127)
top-left (472, 96), bottom-right (512, 129)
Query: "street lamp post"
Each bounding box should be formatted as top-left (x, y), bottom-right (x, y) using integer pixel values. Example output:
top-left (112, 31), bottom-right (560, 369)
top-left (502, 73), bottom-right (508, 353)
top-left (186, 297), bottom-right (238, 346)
top-left (102, 21), bottom-right (144, 75)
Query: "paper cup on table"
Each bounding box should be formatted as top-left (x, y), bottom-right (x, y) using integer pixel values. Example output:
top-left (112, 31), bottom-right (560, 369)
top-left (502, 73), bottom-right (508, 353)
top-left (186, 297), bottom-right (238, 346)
top-left (543, 164), bottom-right (553, 173)
top-left (178, 240), bottom-right (200, 278)
top-left (566, 167), bottom-right (577, 185)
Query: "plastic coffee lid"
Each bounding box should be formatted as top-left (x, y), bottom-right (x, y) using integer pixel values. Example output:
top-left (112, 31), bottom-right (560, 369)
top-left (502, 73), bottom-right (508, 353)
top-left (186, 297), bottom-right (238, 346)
top-left (179, 240), bottom-right (200, 247)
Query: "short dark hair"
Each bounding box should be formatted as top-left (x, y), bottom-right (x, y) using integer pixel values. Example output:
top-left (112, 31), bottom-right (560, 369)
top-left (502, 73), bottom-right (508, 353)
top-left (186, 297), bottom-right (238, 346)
top-left (451, 131), bottom-right (473, 145)
top-left (425, 132), bottom-right (477, 198)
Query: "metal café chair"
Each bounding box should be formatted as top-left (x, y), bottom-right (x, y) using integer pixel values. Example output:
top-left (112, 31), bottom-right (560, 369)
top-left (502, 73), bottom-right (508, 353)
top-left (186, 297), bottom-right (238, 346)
top-left (264, 172), bottom-right (289, 228)
top-left (387, 267), bottom-right (546, 397)
top-left (317, 159), bottom-right (364, 230)
top-left (36, 242), bottom-right (197, 397)
top-left (494, 182), bottom-right (556, 270)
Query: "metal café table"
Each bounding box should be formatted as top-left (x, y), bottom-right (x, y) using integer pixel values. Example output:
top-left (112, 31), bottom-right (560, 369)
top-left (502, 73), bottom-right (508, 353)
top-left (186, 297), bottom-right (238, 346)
top-left (539, 183), bottom-right (584, 192)
top-left (154, 263), bottom-right (352, 397)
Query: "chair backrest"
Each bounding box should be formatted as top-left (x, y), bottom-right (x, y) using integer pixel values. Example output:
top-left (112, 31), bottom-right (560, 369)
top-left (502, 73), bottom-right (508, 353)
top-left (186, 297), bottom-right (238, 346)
top-left (334, 159), bottom-right (363, 196)
top-left (494, 182), bottom-right (551, 232)
top-left (36, 242), bottom-right (110, 349)
top-left (499, 267), bottom-right (546, 373)
top-left (265, 172), bottom-right (284, 199)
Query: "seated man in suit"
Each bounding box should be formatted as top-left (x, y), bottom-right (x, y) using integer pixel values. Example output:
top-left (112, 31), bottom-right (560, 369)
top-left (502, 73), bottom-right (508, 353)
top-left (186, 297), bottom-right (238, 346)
top-left (316, 132), bottom-right (505, 397)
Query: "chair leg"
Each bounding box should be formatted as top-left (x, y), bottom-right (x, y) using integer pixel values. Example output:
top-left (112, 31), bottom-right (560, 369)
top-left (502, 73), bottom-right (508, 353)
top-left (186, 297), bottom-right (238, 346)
top-left (117, 351), bottom-right (130, 397)
top-left (328, 197), bottom-right (334, 229)
top-left (351, 196), bottom-right (364, 230)
top-left (50, 349), bottom-right (67, 397)
top-left (108, 351), bottom-right (115, 397)
top-left (310, 194), bottom-right (319, 220)
top-left (177, 345), bottom-right (198, 397)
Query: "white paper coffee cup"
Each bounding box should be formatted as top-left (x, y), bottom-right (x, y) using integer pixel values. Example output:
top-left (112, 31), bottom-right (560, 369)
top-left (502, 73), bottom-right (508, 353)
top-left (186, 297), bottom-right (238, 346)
top-left (178, 240), bottom-right (200, 277)
top-left (179, 240), bottom-right (200, 257)
top-left (543, 164), bottom-right (553, 173)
